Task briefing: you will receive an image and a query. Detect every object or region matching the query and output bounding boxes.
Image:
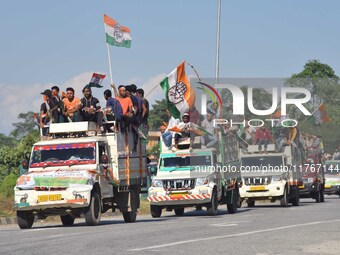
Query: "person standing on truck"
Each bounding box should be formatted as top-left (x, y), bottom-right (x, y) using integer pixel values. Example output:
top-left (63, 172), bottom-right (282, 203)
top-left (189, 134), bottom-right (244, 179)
top-left (62, 87), bottom-right (81, 122)
top-left (40, 89), bottom-right (59, 136)
top-left (201, 110), bottom-right (218, 148)
top-left (253, 125), bottom-right (274, 153)
top-left (78, 85), bottom-right (104, 132)
top-left (103, 89), bottom-right (123, 132)
top-left (136, 88), bottom-right (149, 132)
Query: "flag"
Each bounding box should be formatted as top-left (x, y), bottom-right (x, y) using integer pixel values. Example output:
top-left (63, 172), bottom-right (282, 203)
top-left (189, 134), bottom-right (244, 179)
top-left (88, 73), bottom-right (106, 88)
top-left (312, 104), bottom-right (330, 125)
top-left (104, 15), bottom-right (131, 48)
top-left (160, 61), bottom-right (196, 119)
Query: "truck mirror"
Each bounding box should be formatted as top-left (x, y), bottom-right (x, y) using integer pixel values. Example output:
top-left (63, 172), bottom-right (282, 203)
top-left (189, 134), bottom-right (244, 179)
top-left (100, 154), bottom-right (108, 164)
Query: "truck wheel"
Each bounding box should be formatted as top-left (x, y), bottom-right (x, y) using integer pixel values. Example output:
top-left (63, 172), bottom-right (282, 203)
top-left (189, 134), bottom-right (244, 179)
top-left (150, 205), bottom-right (162, 218)
top-left (17, 211), bottom-right (34, 229)
top-left (123, 211), bottom-right (136, 223)
top-left (320, 188), bottom-right (325, 203)
top-left (291, 189), bottom-right (300, 206)
top-left (60, 215), bottom-right (75, 226)
top-left (227, 188), bottom-right (238, 214)
top-left (280, 188), bottom-right (288, 207)
top-left (85, 191), bottom-right (101, 226)
top-left (207, 189), bottom-right (218, 216)
top-left (315, 190), bottom-right (321, 203)
top-left (174, 208), bottom-right (185, 216)
top-left (247, 200), bottom-right (255, 207)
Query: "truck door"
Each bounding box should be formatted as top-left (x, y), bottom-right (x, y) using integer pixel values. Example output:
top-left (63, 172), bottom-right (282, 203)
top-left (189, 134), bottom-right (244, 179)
top-left (98, 143), bottom-right (113, 198)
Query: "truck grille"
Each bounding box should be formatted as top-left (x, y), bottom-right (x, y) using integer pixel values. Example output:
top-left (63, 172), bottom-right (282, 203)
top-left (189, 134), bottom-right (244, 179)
top-left (163, 179), bottom-right (196, 191)
top-left (244, 177), bottom-right (271, 186)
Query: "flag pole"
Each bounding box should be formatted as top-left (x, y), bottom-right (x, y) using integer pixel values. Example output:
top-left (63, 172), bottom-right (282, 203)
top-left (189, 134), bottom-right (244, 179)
top-left (215, 0), bottom-right (221, 85)
top-left (106, 42), bottom-right (113, 85)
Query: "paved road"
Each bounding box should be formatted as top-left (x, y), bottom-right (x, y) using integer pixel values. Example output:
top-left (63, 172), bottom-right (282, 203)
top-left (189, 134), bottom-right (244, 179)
top-left (1, 196), bottom-right (340, 255)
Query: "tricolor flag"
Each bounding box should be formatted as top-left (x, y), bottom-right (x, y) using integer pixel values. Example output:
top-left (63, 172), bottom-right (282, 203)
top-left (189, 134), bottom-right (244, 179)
top-left (160, 61), bottom-right (196, 119)
top-left (89, 73), bottom-right (106, 88)
top-left (312, 103), bottom-right (330, 125)
top-left (104, 14), bottom-right (132, 48)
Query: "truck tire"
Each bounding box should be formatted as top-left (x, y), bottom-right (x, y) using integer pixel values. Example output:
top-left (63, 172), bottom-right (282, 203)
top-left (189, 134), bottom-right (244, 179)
top-left (315, 190), bottom-right (321, 203)
top-left (227, 188), bottom-right (238, 214)
top-left (291, 189), bottom-right (300, 206)
top-left (150, 205), bottom-right (162, 218)
top-left (60, 215), bottom-right (75, 226)
top-left (247, 200), bottom-right (255, 207)
top-left (207, 189), bottom-right (218, 216)
top-left (320, 188), bottom-right (325, 202)
top-left (280, 188), bottom-right (288, 207)
top-left (85, 191), bottom-right (101, 226)
top-left (123, 212), bottom-right (136, 223)
top-left (174, 208), bottom-right (184, 216)
top-left (17, 211), bottom-right (34, 229)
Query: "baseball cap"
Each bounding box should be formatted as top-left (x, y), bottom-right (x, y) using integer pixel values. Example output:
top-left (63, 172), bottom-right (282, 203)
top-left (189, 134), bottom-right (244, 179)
top-left (182, 113), bottom-right (189, 117)
top-left (41, 89), bottom-right (52, 97)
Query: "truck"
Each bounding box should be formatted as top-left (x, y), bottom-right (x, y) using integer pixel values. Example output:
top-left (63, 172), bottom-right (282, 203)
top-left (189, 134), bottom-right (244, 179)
top-left (14, 122), bottom-right (147, 229)
top-left (324, 160), bottom-right (340, 198)
top-left (239, 144), bottom-right (302, 207)
top-left (299, 149), bottom-right (325, 202)
top-left (147, 131), bottom-right (241, 217)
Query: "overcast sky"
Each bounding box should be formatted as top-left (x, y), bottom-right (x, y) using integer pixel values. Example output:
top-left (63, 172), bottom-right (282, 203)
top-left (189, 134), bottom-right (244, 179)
top-left (1, 0), bottom-right (339, 135)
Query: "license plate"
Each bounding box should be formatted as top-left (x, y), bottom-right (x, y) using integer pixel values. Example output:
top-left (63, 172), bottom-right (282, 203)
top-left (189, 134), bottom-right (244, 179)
top-left (250, 186), bottom-right (265, 191)
top-left (170, 192), bottom-right (188, 197)
top-left (299, 185), bottom-right (305, 189)
top-left (38, 194), bottom-right (62, 202)
top-left (324, 185), bottom-right (332, 189)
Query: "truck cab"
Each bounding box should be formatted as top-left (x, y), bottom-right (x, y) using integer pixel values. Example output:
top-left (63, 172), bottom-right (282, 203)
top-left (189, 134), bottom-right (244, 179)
top-left (299, 151), bottom-right (325, 202)
top-left (14, 122), bottom-right (147, 229)
top-left (239, 144), bottom-right (301, 207)
top-left (148, 132), bottom-right (241, 217)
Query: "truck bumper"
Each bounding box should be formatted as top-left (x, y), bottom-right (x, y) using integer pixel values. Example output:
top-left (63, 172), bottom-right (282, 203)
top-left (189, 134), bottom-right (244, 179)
top-left (240, 182), bottom-right (285, 199)
top-left (324, 185), bottom-right (340, 195)
top-left (148, 187), bottom-right (212, 206)
top-left (14, 186), bottom-right (92, 211)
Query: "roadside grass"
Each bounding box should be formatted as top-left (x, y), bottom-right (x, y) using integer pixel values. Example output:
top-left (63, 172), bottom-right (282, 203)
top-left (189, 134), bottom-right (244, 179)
top-left (0, 196), bottom-right (15, 217)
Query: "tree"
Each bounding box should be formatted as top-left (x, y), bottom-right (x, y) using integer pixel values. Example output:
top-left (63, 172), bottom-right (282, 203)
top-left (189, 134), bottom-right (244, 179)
top-left (148, 99), bottom-right (169, 131)
top-left (285, 60), bottom-right (339, 107)
top-left (0, 133), bottom-right (17, 147)
top-left (10, 111), bottom-right (39, 139)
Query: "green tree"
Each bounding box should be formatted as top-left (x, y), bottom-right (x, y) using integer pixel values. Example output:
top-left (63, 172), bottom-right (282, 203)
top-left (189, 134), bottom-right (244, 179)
top-left (10, 111), bottom-right (39, 139)
top-left (148, 99), bottom-right (168, 131)
top-left (0, 133), bottom-right (17, 147)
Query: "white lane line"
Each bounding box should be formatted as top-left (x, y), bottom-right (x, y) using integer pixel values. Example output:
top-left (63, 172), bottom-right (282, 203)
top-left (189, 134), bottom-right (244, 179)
top-left (25, 227), bottom-right (60, 232)
top-left (129, 219), bottom-right (340, 252)
top-left (211, 223), bottom-right (238, 227)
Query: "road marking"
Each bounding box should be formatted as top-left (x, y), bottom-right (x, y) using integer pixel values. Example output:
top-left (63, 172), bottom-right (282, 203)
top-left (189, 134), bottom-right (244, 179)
top-left (211, 223), bottom-right (238, 227)
top-left (25, 227), bottom-right (60, 232)
top-left (129, 219), bottom-right (340, 252)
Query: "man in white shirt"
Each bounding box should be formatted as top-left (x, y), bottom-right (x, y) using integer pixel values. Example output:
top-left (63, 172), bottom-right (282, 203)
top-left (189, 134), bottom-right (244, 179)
top-left (201, 111), bottom-right (218, 148)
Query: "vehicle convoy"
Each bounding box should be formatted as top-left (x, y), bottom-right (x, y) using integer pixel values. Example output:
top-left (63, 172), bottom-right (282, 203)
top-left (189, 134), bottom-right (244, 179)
top-left (324, 160), bottom-right (340, 198)
top-left (239, 144), bottom-right (302, 207)
top-left (299, 149), bottom-right (325, 202)
top-left (14, 122), bottom-right (147, 229)
top-left (148, 132), bottom-right (241, 217)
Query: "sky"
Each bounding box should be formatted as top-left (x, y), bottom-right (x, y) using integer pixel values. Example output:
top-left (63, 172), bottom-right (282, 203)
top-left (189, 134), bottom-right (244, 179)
top-left (1, 0), bottom-right (340, 135)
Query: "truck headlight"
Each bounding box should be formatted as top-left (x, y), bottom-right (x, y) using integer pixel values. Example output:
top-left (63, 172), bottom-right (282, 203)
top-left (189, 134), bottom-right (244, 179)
top-left (272, 176), bottom-right (282, 182)
top-left (196, 177), bottom-right (209, 186)
top-left (152, 180), bottom-right (163, 188)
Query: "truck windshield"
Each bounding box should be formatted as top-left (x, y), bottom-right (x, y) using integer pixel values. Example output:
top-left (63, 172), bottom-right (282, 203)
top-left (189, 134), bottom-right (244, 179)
top-left (324, 163), bottom-right (340, 175)
top-left (30, 142), bottom-right (96, 168)
top-left (241, 156), bottom-right (283, 169)
top-left (160, 155), bottom-right (212, 171)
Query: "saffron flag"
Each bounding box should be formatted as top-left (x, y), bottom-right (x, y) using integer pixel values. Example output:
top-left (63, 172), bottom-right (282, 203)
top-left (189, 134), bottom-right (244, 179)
top-left (104, 15), bottom-right (132, 48)
top-left (312, 104), bottom-right (330, 125)
top-left (160, 61), bottom-right (196, 119)
top-left (89, 73), bottom-right (106, 88)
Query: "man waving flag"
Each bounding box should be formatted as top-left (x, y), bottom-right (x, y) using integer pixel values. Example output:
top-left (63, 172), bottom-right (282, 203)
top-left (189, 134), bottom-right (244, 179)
top-left (104, 14), bottom-right (132, 48)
